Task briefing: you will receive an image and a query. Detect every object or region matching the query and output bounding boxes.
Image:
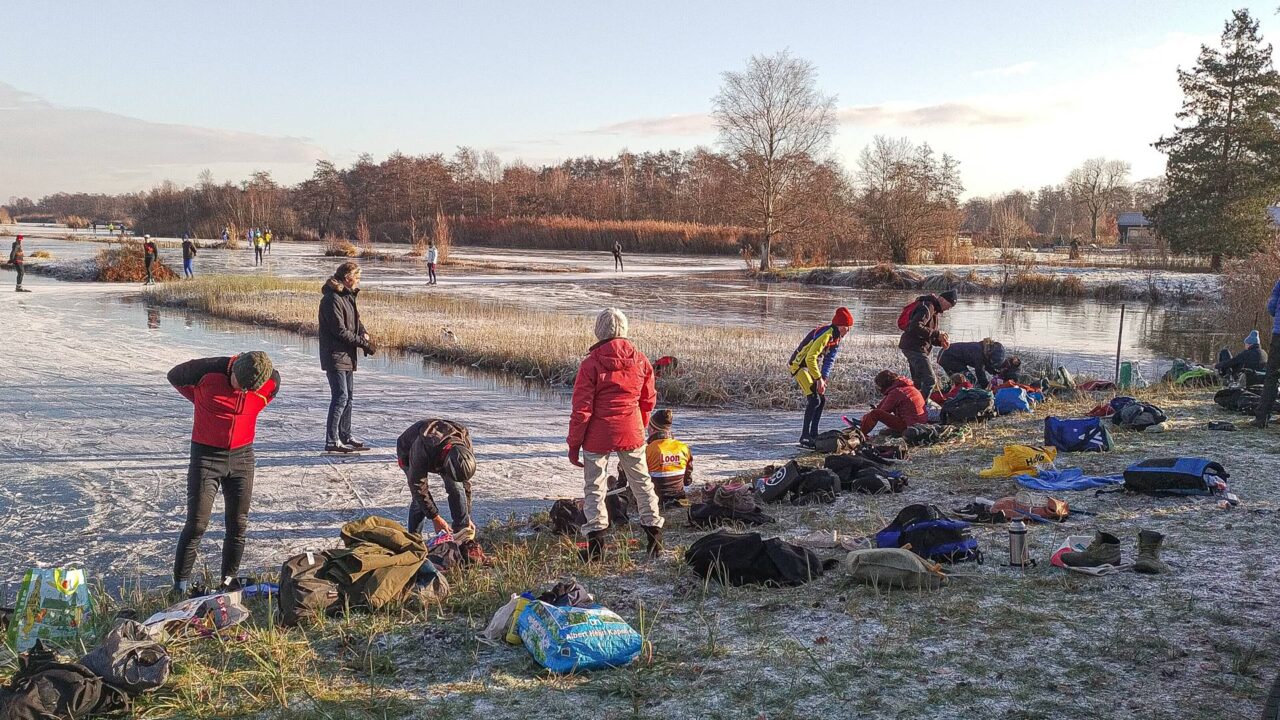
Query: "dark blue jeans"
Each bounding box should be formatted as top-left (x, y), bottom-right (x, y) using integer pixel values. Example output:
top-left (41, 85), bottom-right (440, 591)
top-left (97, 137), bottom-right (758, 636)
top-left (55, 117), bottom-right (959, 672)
top-left (325, 370), bottom-right (354, 445)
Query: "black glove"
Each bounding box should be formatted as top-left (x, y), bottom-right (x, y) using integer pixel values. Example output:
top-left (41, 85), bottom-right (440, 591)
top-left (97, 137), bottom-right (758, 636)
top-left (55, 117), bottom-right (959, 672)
top-left (363, 340), bottom-right (378, 356)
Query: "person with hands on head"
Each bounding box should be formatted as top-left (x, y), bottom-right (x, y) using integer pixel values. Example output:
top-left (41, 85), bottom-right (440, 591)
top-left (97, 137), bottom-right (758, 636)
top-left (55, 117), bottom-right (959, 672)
top-left (567, 308), bottom-right (664, 561)
top-left (898, 289), bottom-right (957, 403)
top-left (319, 261), bottom-right (377, 453)
top-left (167, 351), bottom-right (280, 598)
top-left (396, 419), bottom-right (477, 540)
top-left (789, 307), bottom-right (854, 449)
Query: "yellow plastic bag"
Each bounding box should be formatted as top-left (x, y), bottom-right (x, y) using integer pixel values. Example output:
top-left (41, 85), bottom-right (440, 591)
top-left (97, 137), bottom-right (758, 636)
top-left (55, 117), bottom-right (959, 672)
top-left (978, 445), bottom-right (1057, 478)
top-left (505, 596), bottom-right (532, 645)
top-left (7, 568), bottom-right (93, 652)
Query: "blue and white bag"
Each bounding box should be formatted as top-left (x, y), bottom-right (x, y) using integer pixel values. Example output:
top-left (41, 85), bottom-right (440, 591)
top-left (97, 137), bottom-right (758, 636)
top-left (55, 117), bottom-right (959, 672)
top-left (517, 600), bottom-right (642, 673)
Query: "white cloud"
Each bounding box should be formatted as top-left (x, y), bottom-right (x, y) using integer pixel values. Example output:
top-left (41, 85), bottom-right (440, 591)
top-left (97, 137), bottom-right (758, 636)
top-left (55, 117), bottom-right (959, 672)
top-left (0, 82), bottom-right (328, 198)
top-left (585, 113), bottom-right (716, 136)
top-left (973, 61), bottom-right (1038, 78)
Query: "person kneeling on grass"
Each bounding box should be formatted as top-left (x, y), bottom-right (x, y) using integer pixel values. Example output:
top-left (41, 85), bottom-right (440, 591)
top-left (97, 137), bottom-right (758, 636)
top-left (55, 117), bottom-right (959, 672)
top-left (790, 307), bottom-right (854, 449)
top-left (645, 409), bottom-right (694, 507)
top-left (397, 419), bottom-right (477, 540)
top-left (859, 370), bottom-right (928, 436)
top-left (168, 351), bottom-right (280, 597)
top-left (930, 372), bottom-right (973, 406)
top-left (1216, 330), bottom-right (1268, 385)
top-left (568, 308), bottom-right (665, 561)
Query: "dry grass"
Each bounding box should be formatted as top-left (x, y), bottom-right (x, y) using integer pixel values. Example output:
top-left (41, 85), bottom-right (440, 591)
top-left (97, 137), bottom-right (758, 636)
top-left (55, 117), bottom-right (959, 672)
top-left (452, 215), bottom-right (756, 255)
top-left (96, 247), bottom-right (179, 282)
top-left (147, 276), bottom-right (895, 409)
top-left (28, 250), bottom-right (52, 259)
top-left (325, 237), bottom-right (359, 257)
top-left (61, 215), bottom-right (90, 229)
top-left (0, 207), bottom-right (12, 225)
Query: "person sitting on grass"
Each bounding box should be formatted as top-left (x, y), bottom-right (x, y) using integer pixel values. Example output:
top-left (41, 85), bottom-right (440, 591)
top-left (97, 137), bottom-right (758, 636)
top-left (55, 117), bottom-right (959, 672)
top-left (859, 370), bottom-right (928, 436)
top-left (930, 373), bottom-right (973, 406)
top-left (1216, 330), bottom-right (1268, 385)
top-left (397, 419), bottom-right (477, 541)
top-left (645, 409), bottom-right (694, 508)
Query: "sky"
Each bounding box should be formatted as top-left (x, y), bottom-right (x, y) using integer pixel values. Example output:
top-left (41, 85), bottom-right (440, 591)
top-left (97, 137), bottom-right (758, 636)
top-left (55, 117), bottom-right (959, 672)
top-left (0, 1), bottom-right (1264, 201)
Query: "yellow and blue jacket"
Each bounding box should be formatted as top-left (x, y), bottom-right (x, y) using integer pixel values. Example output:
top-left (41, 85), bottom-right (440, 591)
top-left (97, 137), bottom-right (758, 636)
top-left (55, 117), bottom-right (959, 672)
top-left (789, 324), bottom-right (842, 394)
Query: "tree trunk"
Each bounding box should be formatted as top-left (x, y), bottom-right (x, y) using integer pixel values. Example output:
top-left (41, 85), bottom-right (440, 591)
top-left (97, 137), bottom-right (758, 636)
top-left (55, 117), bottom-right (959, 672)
top-left (759, 234), bottom-right (772, 272)
top-left (1211, 252), bottom-right (1222, 272)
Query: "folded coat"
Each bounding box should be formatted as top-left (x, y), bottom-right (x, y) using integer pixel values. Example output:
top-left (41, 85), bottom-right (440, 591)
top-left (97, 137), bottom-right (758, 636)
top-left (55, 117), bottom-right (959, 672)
top-left (321, 516), bottom-right (427, 611)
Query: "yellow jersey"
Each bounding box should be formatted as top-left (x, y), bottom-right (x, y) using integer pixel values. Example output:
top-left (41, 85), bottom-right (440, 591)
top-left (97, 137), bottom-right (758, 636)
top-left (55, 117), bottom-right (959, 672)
top-left (646, 435), bottom-right (692, 488)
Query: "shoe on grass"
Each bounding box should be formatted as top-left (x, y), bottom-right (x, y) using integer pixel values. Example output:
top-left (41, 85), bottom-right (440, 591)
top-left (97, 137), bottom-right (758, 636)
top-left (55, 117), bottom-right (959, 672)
top-left (1059, 531), bottom-right (1121, 568)
top-left (1133, 530), bottom-right (1170, 574)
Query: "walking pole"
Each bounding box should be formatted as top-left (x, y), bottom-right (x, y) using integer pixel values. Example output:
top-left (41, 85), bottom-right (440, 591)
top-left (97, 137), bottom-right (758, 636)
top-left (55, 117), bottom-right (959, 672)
top-left (1114, 304), bottom-right (1126, 383)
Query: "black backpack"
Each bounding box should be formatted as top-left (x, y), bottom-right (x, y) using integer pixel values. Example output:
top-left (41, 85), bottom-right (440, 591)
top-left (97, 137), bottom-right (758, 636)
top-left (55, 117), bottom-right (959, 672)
top-left (753, 461), bottom-right (802, 503)
top-left (684, 531), bottom-right (828, 587)
top-left (1214, 387), bottom-right (1261, 415)
top-left (1112, 402), bottom-right (1168, 430)
top-left (547, 493), bottom-right (629, 535)
top-left (941, 388), bottom-right (997, 424)
top-left (875, 504), bottom-right (980, 563)
top-left (278, 551), bottom-right (341, 627)
top-left (823, 453), bottom-right (888, 487)
top-left (813, 427), bottom-right (861, 454)
top-left (848, 466), bottom-right (908, 494)
top-left (790, 469), bottom-right (839, 505)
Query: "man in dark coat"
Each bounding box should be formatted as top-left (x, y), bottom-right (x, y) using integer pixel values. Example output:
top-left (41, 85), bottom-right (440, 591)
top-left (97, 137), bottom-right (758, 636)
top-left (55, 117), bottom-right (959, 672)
top-left (396, 419), bottom-right (477, 537)
top-left (1216, 330), bottom-right (1268, 385)
top-left (898, 290), bottom-right (957, 402)
top-left (319, 261), bottom-right (377, 452)
top-left (938, 338), bottom-right (1005, 389)
top-left (8, 234), bottom-right (28, 292)
top-left (142, 235), bottom-right (158, 285)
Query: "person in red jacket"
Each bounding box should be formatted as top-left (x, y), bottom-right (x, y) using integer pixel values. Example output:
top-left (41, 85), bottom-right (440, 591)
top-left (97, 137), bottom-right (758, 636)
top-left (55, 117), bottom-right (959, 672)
top-left (167, 352), bottom-right (280, 596)
top-left (567, 308), bottom-right (664, 561)
top-left (859, 370), bottom-right (929, 435)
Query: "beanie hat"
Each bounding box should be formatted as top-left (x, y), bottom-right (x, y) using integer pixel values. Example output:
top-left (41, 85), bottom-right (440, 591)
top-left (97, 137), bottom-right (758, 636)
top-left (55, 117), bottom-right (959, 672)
top-left (594, 308), bottom-right (629, 342)
top-left (939, 290), bottom-right (958, 307)
top-left (1246, 330), bottom-right (1261, 346)
top-left (231, 351), bottom-right (273, 391)
top-left (650, 408), bottom-right (674, 430)
top-left (832, 306), bottom-right (854, 327)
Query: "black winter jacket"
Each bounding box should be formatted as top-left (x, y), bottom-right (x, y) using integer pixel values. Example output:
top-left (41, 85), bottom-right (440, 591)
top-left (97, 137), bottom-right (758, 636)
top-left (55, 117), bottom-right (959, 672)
top-left (396, 419), bottom-right (472, 519)
top-left (898, 295), bottom-right (946, 353)
top-left (1217, 345), bottom-right (1268, 374)
top-left (318, 278), bottom-right (368, 372)
top-left (938, 341), bottom-right (1004, 388)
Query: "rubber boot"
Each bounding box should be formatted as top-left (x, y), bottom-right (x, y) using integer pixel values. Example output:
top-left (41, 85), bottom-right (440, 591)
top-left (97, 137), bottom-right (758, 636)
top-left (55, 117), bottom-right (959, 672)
top-left (579, 530), bottom-right (608, 563)
top-left (1133, 530), bottom-right (1170, 574)
top-left (1059, 531), bottom-right (1121, 568)
top-left (642, 525), bottom-right (663, 557)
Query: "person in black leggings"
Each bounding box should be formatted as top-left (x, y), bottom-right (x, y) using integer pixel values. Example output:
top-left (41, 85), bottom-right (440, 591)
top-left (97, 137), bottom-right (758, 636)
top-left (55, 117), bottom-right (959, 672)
top-left (168, 352), bottom-right (280, 596)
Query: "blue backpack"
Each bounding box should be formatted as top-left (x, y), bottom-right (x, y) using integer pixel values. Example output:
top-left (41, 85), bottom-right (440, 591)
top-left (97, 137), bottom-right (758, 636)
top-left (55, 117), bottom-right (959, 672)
top-left (1120, 458), bottom-right (1228, 496)
top-left (1044, 416), bottom-right (1114, 452)
top-left (995, 387), bottom-right (1033, 415)
top-left (875, 503), bottom-right (980, 564)
top-left (517, 600), bottom-right (642, 673)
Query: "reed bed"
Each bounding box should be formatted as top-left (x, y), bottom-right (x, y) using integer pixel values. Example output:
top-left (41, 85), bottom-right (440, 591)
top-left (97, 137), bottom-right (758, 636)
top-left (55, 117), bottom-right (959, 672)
top-left (451, 215), bottom-right (756, 255)
top-left (147, 276), bottom-right (894, 409)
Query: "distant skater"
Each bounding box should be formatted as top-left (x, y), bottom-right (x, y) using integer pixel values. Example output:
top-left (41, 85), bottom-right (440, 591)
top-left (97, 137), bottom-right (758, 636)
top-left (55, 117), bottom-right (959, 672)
top-left (143, 235), bottom-right (158, 285)
top-left (427, 241), bottom-right (438, 285)
top-left (253, 231), bottom-right (265, 266)
top-left (613, 241), bottom-right (624, 272)
top-left (182, 234), bottom-right (197, 279)
top-left (9, 234), bottom-right (29, 292)
top-left (264, 229), bottom-right (273, 255)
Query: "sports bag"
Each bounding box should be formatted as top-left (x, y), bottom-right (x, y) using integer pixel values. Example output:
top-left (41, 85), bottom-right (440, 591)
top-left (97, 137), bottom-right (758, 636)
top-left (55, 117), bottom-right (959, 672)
top-left (753, 460), bottom-right (802, 503)
top-left (516, 600), bottom-right (642, 673)
top-left (848, 466), bottom-right (908, 494)
top-left (278, 551), bottom-right (340, 627)
top-left (1121, 458), bottom-right (1228, 496)
top-left (896, 298), bottom-right (923, 331)
top-left (842, 548), bottom-right (945, 591)
top-left (791, 469), bottom-right (839, 505)
top-left (875, 504), bottom-right (980, 563)
top-left (684, 530), bottom-right (827, 586)
top-left (79, 619), bottom-right (171, 694)
top-left (940, 388), bottom-right (996, 424)
top-left (822, 453), bottom-right (887, 485)
top-left (1112, 402), bottom-right (1167, 430)
top-left (994, 386), bottom-right (1033, 415)
top-left (1044, 416), bottom-right (1114, 453)
top-left (813, 427), bottom-right (860, 454)
top-left (1215, 387), bottom-right (1261, 415)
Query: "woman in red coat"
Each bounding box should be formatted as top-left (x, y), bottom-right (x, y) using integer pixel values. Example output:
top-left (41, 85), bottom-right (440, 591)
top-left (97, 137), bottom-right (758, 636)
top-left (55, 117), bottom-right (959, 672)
top-left (859, 370), bottom-right (929, 435)
top-left (567, 308), bottom-right (664, 561)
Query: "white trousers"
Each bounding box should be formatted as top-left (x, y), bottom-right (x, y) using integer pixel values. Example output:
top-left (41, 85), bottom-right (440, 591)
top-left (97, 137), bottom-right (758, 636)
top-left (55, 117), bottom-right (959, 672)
top-left (582, 448), bottom-right (664, 534)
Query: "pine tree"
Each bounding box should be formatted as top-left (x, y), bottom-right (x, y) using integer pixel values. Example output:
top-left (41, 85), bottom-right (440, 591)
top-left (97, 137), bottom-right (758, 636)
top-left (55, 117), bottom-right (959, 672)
top-left (1150, 9), bottom-right (1280, 269)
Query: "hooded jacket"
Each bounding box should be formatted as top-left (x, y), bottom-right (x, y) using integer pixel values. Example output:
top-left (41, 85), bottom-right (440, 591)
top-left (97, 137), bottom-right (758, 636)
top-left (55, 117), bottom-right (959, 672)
top-left (568, 338), bottom-right (656, 455)
top-left (873, 376), bottom-right (928, 427)
top-left (396, 419), bottom-right (471, 479)
top-left (898, 295), bottom-right (947, 353)
top-left (318, 277), bottom-right (368, 372)
top-left (168, 356), bottom-right (281, 450)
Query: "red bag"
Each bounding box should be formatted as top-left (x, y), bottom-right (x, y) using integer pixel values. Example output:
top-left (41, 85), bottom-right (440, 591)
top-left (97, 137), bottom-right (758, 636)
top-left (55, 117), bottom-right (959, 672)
top-left (896, 300), bottom-right (921, 332)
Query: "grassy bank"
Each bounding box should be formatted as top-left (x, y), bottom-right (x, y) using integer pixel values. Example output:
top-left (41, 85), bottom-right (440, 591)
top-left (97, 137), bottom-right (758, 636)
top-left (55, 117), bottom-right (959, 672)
top-left (146, 276), bottom-right (895, 409)
top-left (768, 264), bottom-right (1213, 304)
top-left (2, 387), bottom-right (1272, 719)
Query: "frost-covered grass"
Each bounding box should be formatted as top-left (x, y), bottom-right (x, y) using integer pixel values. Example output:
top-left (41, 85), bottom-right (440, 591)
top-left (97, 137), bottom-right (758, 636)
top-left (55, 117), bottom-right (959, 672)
top-left (5, 386), bottom-right (1273, 719)
top-left (147, 275), bottom-right (899, 409)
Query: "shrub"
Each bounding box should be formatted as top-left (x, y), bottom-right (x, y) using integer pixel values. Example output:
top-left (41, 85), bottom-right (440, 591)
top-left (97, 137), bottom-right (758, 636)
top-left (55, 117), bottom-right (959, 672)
top-left (62, 215), bottom-right (90, 229)
top-left (324, 236), bottom-right (358, 257)
top-left (29, 250), bottom-right (52, 259)
top-left (95, 247), bottom-right (179, 282)
top-left (293, 228), bottom-right (322, 243)
top-left (1223, 249), bottom-right (1280, 327)
top-left (0, 207), bottom-right (13, 225)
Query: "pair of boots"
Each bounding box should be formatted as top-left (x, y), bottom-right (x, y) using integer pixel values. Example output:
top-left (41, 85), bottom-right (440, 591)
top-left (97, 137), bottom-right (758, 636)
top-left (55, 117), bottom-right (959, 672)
top-left (1059, 530), bottom-right (1169, 574)
top-left (580, 526), bottom-right (663, 562)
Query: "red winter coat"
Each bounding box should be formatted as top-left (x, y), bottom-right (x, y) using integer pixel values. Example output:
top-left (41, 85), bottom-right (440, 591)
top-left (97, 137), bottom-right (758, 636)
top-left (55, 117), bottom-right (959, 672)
top-left (875, 376), bottom-right (928, 427)
top-left (567, 338), bottom-right (656, 455)
top-left (168, 356), bottom-right (281, 450)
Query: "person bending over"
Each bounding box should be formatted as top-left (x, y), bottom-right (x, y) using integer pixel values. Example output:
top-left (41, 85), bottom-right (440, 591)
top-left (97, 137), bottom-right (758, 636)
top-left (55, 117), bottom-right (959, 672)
top-left (168, 351), bottom-right (280, 596)
top-left (938, 337), bottom-right (1005, 389)
top-left (789, 307), bottom-right (854, 449)
top-left (397, 419), bottom-right (477, 539)
top-left (859, 370), bottom-right (928, 436)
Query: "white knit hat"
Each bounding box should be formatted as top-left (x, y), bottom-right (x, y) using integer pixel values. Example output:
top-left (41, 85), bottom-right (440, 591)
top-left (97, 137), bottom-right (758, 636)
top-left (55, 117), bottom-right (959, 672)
top-left (594, 308), bottom-right (629, 341)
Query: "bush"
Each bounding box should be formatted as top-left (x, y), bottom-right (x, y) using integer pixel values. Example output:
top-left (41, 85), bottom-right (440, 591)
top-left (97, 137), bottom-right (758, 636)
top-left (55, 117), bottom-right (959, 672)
top-left (1224, 249), bottom-right (1280, 327)
top-left (324, 236), bottom-right (358, 257)
top-left (95, 247), bottom-right (179, 282)
top-left (293, 228), bottom-right (322, 243)
top-left (62, 215), bottom-right (90, 229)
top-left (0, 207), bottom-right (12, 225)
top-left (29, 250), bottom-right (52, 259)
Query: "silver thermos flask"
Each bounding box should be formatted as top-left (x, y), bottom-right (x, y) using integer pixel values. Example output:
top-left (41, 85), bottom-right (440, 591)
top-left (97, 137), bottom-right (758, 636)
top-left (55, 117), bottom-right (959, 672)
top-left (1008, 519), bottom-right (1028, 568)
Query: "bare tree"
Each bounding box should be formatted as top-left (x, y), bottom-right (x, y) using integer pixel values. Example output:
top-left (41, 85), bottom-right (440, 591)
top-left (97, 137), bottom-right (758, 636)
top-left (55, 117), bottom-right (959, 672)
top-left (1066, 157), bottom-right (1131, 241)
top-left (856, 136), bottom-right (963, 263)
top-left (713, 51), bottom-right (837, 270)
top-left (479, 151), bottom-right (503, 215)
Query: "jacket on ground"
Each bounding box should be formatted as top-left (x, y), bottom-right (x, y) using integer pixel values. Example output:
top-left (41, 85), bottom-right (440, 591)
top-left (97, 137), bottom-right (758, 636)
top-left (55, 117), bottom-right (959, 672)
top-left (168, 356), bottom-right (280, 450)
top-left (646, 431), bottom-right (693, 498)
top-left (568, 338), bottom-right (656, 455)
top-left (789, 324), bottom-right (842, 394)
top-left (898, 295), bottom-right (946, 353)
top-left (318, 277), bottom-right (368, 372)
top-left (874, 376), bottom-right (929, 427)
top-left (320, 516), bottom-right (427, 611)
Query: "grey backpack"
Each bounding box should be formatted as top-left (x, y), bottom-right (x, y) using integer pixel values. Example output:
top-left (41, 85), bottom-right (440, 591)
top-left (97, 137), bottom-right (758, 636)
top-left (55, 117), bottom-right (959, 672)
top-left (80, 619), bottom-right (171, 694)
top-left (278, 551), bottom-right (341, 626)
